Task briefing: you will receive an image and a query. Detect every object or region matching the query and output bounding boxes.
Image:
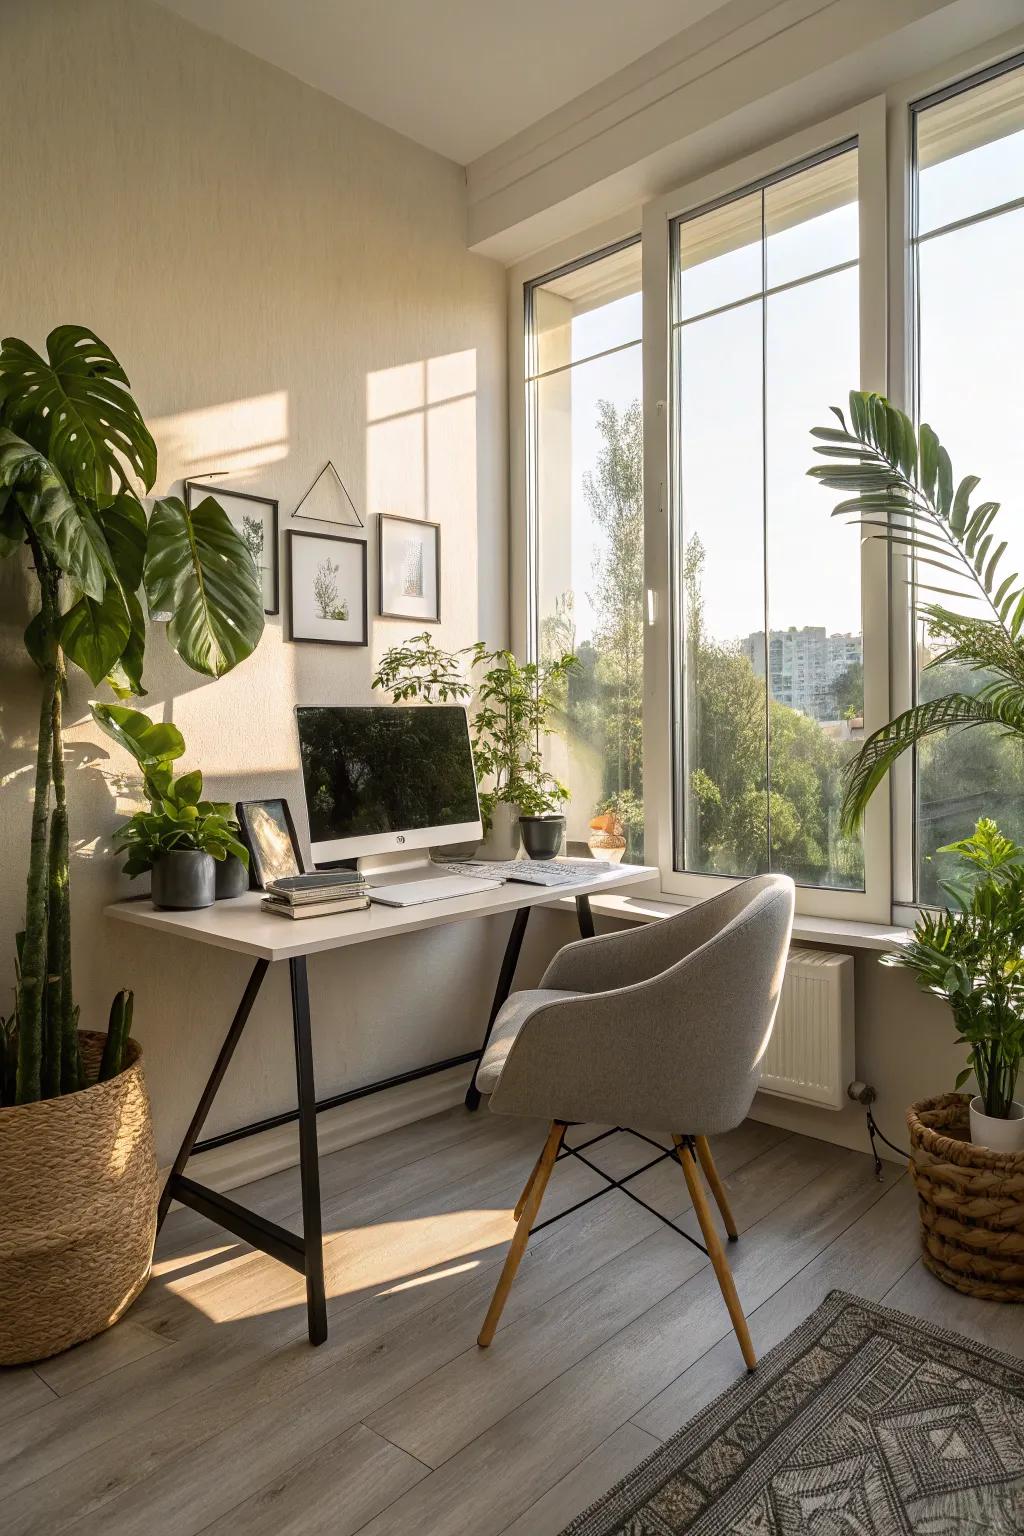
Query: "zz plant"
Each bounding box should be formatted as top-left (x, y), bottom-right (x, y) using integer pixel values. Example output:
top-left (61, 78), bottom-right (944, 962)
top-left (372, 632), bottom-right (577, 826)
top-left (0, 326), bottom-right (263, 1106)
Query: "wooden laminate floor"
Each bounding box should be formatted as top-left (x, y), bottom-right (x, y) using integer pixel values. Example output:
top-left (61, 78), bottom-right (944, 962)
top-left (3, 1108), bottom-right (1022, 1535)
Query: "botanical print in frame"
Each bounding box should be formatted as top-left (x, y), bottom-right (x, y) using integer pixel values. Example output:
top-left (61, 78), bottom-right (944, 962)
top-left (287, 529), bottom-right (368, 646)
top-left (184, 480), bottom-right (279, 615)
top-left (378, 514), bottom-right (440, 624)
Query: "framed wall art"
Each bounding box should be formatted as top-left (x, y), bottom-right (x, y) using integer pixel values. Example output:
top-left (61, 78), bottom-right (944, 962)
top-left (378, 514), bottom-right (440, 624)
top-left (287, 529), bottom-right (368, 646)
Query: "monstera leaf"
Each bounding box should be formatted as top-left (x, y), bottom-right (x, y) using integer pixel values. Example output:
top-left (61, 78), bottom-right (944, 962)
top-left (0, 326), bottom-right (157, 502)
top-left (59, 586), bottom-right (132, 685)
top-left (0, 425), bottom-right (108, 598)
top-left (144, 496), bottom-right (264, 677)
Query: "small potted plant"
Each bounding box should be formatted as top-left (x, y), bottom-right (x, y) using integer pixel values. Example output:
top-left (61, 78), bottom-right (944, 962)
top-left (372, 633), bottom-right (577, 859)
top-left (889, 821), bottom-right (1024, 1153)
top-left (94, 705), bottom-right (250, 908)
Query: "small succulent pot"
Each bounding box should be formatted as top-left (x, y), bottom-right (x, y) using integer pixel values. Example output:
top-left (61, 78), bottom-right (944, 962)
top-left (969, 1096), bottom-right (1024, 1155)
top-left (215, 854), bottom-right (249, 900)
top-left (151, 849), bottom-right (216, 910)
top-left (519, 814), bottom-right (566, 861)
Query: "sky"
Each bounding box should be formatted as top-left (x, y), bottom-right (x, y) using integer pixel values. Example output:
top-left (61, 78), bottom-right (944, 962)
top-left (539, 121), bottom-right (1024, 651)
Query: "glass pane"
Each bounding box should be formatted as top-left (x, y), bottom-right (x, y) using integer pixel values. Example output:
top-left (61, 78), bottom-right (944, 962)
top-left (764, 148), bottom-right (858, 288)
top-left (673, 145), bottom-right (861, 890)
top-left (916, 63), bottom-right (1024, 235)
top-left (534, 335), bottom-right (644, 859)
top-left (677, 301), bottom-right (767, 876)
top-left (915, 201), bottom-right (1024, 903)
top-left (677, 191), bottom-right (762, 322)
top-left (765, 265), bottom-right (863, 889)
top-left (532, 243), bottom-right (642, 375)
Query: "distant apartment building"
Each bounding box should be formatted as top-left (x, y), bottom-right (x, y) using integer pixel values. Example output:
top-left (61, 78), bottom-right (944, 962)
top-left (741, 627), bottom-right (862, 720)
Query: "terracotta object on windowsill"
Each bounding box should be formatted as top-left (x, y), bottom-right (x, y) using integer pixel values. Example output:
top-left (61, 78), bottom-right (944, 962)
top-left (587, 811), bottom-right (626, 863)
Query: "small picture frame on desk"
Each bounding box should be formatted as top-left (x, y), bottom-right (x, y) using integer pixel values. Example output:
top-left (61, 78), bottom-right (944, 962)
top-left (236, 798), bottom-right (305, 889)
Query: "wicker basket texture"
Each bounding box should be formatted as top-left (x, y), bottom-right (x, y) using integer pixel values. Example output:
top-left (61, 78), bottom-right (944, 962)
top-left (907, 1092), bottom-right (1024, 1303)
top-left (0, 1032), bottom-right (157, 1364)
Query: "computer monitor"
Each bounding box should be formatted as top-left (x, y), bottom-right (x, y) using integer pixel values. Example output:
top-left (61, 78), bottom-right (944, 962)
top-left (295, 705), bottom-right (483, 863)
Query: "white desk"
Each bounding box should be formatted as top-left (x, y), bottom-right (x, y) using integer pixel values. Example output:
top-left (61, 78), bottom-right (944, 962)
top-left (107, 861), bottom-right (657, 1344)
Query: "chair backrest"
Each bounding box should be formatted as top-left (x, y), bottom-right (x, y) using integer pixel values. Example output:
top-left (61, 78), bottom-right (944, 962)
top-left (491, 873), bottom-right (796, 1135)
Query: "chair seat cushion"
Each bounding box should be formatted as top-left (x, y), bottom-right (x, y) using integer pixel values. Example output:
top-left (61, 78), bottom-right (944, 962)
top-left (476, 988), bottom-right (583, 1095)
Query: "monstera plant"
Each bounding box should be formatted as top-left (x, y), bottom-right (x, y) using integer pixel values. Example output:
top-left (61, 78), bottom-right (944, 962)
top-left (0, 326), bottom-right (264, 1106)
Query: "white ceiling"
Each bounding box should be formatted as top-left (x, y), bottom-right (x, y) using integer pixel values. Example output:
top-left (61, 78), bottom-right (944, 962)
top-left (155, 0), bottom-right (731, 164)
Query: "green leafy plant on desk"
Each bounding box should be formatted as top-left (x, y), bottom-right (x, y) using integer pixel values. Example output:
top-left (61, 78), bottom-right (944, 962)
top-left (0, 324), bottom-right (264, 1107)
top-left (94, 704), bottom-right (249, 878)
top-left (372, 632), bottom-right (578, 827)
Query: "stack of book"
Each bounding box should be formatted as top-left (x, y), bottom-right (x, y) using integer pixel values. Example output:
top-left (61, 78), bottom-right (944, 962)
top-left (261, 870), bottom-right (370, 920)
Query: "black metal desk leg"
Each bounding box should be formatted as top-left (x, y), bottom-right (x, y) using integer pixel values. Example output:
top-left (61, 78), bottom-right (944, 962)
top-left (157, 958), bottom-right (270, 1231)
top-left (465, 906), bottom-right (531, 1112)
top-left (290, 955), bottom-right (327, 1345)
top-left (576, 894), bottom-right (596, 939)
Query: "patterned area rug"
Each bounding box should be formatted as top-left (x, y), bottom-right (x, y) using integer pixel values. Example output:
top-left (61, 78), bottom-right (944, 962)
top-left (562, 1291), bottom-right (1024, 1534)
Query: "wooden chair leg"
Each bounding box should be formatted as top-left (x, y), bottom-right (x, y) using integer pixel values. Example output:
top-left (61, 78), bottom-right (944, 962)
top-left (478, 1121), bottom-right (565, 1348)
top-left (694, 1134), bottom-right (738, 1241)
top-left (674, 1136), bottom-right (756, 1371)
top-left (514, 1145), bottom-right (546, 1221)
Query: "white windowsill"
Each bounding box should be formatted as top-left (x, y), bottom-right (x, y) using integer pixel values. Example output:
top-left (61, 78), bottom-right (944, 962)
top-left (550, 890), bottom-right (910, 952)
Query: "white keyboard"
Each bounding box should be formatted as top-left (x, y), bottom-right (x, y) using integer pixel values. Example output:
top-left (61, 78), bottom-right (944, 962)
top-left (367, 874), bottom-right (504, 907)
top-left (436, 859), bottom-right (613, 888)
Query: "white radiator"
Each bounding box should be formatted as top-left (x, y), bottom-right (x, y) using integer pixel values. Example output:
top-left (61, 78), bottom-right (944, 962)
top-left (758, 948), bottom-right (854, 1111)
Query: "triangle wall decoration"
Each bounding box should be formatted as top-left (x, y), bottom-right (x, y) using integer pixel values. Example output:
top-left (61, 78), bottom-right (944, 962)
top-left (292, 461), bottom-right (364, 528)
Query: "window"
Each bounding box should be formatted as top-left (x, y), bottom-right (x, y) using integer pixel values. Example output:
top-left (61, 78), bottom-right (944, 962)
top-left (912, 57), bottom-right (1024, 904)
top-left (670, 145), bottom-right (865, 892)
top-left (526, 241), bottom-right (645, 858)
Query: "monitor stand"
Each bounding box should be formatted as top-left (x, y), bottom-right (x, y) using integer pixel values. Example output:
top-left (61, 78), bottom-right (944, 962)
top-left (315, 848), bottom-right (436, 883)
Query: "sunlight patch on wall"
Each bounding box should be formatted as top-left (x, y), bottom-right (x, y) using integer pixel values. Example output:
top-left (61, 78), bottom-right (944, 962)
top-left (150, 390), bottom-right (290, 479)
top-left (365, 352), bottom-right (477, 525)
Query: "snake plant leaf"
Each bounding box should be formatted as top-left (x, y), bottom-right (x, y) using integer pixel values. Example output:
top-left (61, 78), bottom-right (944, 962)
top-left (0, 427), bottom-right (108, 599)
top-left (144, 495), bottom-right (263, 678)
top-left (59, 584), bottom-right (132, 685)
top-left (91, 702), bottom-right (185, 768)
top-left (98, 493), bottom-right (148, 590)
top-left (0, 327), bottom-right (157, 502)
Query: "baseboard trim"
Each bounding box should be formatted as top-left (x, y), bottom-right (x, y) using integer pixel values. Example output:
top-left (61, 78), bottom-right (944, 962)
top-left (165, 1063), bottom-right (475, 1198)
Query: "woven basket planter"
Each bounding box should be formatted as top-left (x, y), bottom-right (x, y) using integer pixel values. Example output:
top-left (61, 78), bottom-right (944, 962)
top-left (0, 1031), bottom-right (157, 1364)
top-left (907, 1092), bottom-right (1024, 1303)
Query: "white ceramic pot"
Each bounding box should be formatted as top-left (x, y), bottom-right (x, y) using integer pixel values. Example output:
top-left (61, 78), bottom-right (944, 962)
top-left (479, 801), bottom-right (520, 861)
top-left (969, 1096), bottom-right (1024, 1154)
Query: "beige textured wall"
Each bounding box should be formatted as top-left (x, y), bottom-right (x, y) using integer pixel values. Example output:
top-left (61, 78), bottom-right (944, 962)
top-left (0, 0), bottom-right (507, 1163)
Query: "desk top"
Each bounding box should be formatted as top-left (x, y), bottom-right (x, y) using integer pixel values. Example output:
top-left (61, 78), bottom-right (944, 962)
top-left (105, 862), bottom-right (659, 962)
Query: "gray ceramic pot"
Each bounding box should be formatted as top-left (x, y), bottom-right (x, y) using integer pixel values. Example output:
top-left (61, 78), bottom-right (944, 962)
top-left (151, 850), bottom-right (216, 910)
top-left (215, 854), bottom-right (249, 900)
top-left (519, 814), bottom-right (566, 861)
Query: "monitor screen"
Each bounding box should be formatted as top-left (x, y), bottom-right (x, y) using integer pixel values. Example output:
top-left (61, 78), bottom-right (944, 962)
top-left (295, 705), bottom-right (481, 857)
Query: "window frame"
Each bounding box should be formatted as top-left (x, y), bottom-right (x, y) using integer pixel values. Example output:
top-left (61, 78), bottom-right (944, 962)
top-left (508, 27), bottom-right (1024, 929)
top-left (642, 100), bottom-right (891, 922)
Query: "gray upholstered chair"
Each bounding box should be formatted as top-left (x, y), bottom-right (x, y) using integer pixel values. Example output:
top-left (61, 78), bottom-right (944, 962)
top-left (475, 873), bottom-right (795, 1368)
